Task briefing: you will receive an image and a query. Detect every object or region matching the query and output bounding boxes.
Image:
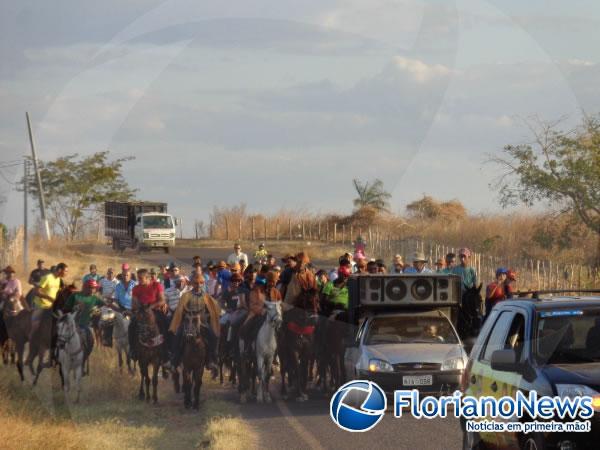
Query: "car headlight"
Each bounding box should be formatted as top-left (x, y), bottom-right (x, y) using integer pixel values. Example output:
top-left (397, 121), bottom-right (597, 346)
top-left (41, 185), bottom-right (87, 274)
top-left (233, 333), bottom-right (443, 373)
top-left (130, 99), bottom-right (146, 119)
top-left (368, 358), bottom-right (394, 373)
top-left (556, 384), bottom-right (600, 410)
top-left (441, 356), bottom-right (465, 371)
top-left (143, 233), bottom-right (149, 239)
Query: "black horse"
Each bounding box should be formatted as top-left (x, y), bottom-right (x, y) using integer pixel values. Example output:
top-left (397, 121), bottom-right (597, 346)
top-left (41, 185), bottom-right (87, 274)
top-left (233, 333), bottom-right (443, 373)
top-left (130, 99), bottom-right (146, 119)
top-left (457, 284), bottom-right (483, 351)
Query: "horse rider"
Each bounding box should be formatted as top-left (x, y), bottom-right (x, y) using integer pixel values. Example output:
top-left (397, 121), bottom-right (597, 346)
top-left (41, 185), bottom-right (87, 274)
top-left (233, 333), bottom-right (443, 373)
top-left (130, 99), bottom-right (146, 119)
top-left (63, 279), bottom-right (106, 354)
top-left (321, 265), bottom-right (351, 320)
top-left (128, 269), bottom-right (170, 368)
top-left (115, 270), bottom-right (136, 312)
top-left (29, 263), bottom-right (69, 342)
top-left (219, 272), bottom-right (248, 327)
top-left (283, 252), bottom-right (317, 309)
top-left (28, 259), bottom-right (48, 286)
top-left (484, 267), bottom-right (508, 319)
top-left (238, 276), bottom-right (268, 351)
top-left (2, 266), bottom-right (23, 308)
top-left (254, 244), bottom-right (268, 265)
top-left (99, 267), bottom-right (119, 302)
top-left (265, 271), bottom-right (282, 302)
top-left (82, 264), bottom-right (101, 285)
top-left (453, 248), bottom-right (478, 291)
top-left (169, 272), bottom-right (220, 378)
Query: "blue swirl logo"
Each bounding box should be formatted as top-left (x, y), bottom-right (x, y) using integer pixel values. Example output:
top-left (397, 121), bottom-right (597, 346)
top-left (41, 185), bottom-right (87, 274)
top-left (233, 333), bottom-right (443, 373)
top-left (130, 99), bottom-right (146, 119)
top-left (330, 380), bottom-right (387, 432)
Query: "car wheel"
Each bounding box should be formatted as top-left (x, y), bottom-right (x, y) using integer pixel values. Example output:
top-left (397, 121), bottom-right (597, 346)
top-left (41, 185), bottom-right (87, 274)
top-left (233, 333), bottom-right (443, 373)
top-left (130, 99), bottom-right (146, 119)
top-left (521, 433), bottom-right (546, 450)
top-left (462, 430), bottom-right (484, 450)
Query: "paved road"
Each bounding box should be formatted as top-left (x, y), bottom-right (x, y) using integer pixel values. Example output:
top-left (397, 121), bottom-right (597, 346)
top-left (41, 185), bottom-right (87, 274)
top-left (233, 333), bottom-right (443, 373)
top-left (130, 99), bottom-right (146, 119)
top-left (140, 246), bottom-right (463, 449)
top-left (216, 381), bottom-right (462, 450)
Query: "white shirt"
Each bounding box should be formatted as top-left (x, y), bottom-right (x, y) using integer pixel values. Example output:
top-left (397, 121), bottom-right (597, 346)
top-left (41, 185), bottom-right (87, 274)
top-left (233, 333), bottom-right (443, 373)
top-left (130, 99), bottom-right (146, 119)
top-left (100, 277), bottom-right (119, 299)
top-left (227, 252), bottom-right (248, 266)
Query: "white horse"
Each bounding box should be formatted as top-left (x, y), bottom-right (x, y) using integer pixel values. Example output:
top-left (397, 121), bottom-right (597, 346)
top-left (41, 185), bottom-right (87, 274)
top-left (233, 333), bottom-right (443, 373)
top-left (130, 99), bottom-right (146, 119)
top-left (256, 301), bottom-right (282, 404)
top-left (56, 311), bottom-right (85, 403)
top-left (113, 310), bottom-right (135, 374)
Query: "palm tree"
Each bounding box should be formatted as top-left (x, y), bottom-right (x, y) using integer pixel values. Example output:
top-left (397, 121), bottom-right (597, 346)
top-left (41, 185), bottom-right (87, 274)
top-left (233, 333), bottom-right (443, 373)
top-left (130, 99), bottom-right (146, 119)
top-left (352, 178), bottom-right (391, 213)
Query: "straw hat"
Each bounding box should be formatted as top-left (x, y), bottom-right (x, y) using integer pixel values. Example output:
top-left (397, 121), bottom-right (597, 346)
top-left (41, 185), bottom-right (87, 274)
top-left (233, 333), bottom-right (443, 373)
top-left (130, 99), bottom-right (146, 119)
top-left (412, 252), bottom-right (428, 263)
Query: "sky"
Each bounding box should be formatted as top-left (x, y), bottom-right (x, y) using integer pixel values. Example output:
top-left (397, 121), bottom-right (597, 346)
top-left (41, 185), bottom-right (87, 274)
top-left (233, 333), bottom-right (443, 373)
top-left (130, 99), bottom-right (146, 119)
top-left (1, 0), bottom-right (599, 236)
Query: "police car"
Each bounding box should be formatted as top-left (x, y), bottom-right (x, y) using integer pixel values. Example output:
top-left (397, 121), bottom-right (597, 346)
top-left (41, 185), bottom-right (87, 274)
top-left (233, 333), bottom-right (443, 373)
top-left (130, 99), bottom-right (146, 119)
top-left (344, 274), bottom-right (468, 395)
top-left (461, 292), bottom-right (600, 450)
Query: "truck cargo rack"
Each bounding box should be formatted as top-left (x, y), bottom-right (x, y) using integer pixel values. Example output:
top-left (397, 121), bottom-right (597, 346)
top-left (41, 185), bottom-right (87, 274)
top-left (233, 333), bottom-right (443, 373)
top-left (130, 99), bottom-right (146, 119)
top-left (514, 289), bottom-right (600, 299)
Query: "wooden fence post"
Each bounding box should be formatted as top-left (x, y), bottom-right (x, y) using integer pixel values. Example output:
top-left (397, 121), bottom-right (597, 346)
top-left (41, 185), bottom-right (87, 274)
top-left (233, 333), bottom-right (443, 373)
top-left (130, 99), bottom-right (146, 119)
top-left (239, 219), bottom-right (242, 241)
top-left (301, 221), bottom-right (305, 240)
top-left (264, 218), bottom-right (267, 241)
top-left (342, 224), bottom-right (345, 244)
top-left (225, 217), bottom-right (229, 241)
top-left (276, 221), bottom-right (280, 241)
top-left (334, 223), bottom-right (337, 243)
top-left (318, 222), bottom-right (321, 241)
top-left (251, 217), bottom-right (256, 241)
top-left (289, 219), bottom-right (292, 240)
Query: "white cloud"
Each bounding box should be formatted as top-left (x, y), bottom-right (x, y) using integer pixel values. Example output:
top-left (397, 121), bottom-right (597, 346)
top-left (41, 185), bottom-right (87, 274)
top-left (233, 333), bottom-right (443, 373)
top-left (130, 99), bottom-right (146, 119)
top-left (391, 56), bottom-right (453, 83)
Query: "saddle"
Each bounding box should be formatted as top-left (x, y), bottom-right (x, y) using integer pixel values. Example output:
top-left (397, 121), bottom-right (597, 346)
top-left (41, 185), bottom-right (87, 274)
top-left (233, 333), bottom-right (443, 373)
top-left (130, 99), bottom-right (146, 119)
top-left (287, 321), bottom-right (315, 336)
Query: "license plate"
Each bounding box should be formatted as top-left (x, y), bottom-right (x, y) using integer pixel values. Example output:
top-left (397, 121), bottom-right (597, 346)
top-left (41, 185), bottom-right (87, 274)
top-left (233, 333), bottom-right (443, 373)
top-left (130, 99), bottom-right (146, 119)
top-left (402, 375), bottom-right (433, 386)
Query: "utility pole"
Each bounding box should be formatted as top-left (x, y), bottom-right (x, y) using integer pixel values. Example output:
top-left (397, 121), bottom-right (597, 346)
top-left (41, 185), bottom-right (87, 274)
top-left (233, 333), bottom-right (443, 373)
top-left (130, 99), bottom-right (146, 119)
top-left (26, 112), bottom-right (51, 241)
top-left (23, 159), bottom-right (29, 272)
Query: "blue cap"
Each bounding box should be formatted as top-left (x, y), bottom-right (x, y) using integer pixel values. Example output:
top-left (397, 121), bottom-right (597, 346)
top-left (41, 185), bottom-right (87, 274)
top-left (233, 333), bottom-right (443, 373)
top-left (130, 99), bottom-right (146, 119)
top-left (496, 267), bottom-right (508, 277)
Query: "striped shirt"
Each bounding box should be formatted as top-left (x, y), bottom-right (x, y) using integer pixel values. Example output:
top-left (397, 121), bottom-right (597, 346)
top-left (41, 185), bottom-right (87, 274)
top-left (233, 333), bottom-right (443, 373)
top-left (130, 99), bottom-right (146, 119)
top-left (99, 277), bottom-right (119, 299)
top-left (165, 286), bottom-right (183, 312)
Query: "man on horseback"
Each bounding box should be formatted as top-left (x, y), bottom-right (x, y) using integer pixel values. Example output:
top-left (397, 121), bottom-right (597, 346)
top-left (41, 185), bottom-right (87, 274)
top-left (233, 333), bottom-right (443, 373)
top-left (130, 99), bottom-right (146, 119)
top-left (29, 263), bottom-right (69, 342)
top-left (169, 272), bottom-right (220, 379)
top-left (115, 270), bottom-right (136, 311)
top-left (63, 279), bottom-right (105, 358)
top-left (321, 265), bottom-right (350, 320)
top-left (238, 276), bottom-right (267, 351)
top-left (128, 269), bottom-right (169, 367)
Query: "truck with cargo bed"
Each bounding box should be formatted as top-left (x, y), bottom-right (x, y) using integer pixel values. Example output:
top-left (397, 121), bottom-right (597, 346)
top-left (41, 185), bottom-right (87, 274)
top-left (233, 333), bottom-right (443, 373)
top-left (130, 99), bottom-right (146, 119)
top-left (104, 201), bottom-right (177, 253)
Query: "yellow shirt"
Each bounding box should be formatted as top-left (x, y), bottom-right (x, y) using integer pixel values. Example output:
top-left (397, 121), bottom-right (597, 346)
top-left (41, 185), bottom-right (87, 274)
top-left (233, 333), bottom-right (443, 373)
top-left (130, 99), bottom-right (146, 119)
top-left (34, 273), bottom-right (61, 309)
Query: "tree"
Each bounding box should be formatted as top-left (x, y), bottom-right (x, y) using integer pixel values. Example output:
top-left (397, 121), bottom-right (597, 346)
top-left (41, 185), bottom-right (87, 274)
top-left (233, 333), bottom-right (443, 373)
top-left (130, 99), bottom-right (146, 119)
top-left (491, 114), bottom-right (600, 264)
top-left (406, 195), bottom-right (467, 221)
top-left (352, 178), bottom-right (391, 213)
top-left (25, 151), bottom-right (136, 240)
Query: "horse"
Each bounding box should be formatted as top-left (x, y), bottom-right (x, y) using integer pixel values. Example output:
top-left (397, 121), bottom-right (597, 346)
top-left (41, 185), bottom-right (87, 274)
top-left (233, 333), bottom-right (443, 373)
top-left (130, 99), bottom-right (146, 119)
top-left (113, 310), bottom-right (135, 374)
top-left (217, 322), bottom-right (237, 386)
top-left (280, 289), bottom-right (318, 402)
top-left (135, 305), bottom-right (164, 404)
top-left (55, 311), bottom-right (85, 403)
top-left (1, 293), bottom-right (31, 381)
top-left (457, 284), bottom-right (483, 351)
top-left (322, 314), bottom-right (348, 391)
top-left (181, 311), bottom-right (207, 410)
top-left (255, 301), bottom-right (282, 404)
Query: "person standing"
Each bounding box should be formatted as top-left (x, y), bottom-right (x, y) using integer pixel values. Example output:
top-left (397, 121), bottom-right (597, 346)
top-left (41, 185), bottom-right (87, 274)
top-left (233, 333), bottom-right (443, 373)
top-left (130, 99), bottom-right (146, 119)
top-left (442, 253), bottom-right (457, 274)
top-left (403, 252), bottom-right (434, 274)
top-left (254, 243), bottom-right (268, 264)
top-left (485, 268), bottom-right (508, 318)
top-left (453, 248), bottom-right (478, 290)
top-left (28, 259), bottom-right (48, 286)
top-left (227, 243), bottom-right (248, 267)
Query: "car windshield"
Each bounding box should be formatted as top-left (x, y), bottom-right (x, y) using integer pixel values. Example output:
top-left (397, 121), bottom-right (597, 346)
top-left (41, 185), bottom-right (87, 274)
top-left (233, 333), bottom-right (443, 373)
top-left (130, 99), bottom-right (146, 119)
top-left (365, 315), bottom-right (459, 345)
top-left (535, 308), bottom-right (600, 364)
top-left (143, 215), bottom-right (173, 229)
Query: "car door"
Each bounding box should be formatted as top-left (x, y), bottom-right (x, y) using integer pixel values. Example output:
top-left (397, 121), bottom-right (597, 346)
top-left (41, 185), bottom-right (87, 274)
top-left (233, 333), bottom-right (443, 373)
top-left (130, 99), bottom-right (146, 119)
top-left (468, 310), bottom-right (516, 448)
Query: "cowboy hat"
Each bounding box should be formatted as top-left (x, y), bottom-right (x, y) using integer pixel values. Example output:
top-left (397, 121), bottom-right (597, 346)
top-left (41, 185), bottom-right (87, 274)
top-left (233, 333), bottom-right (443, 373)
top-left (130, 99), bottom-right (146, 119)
top-left (412, 251), bottom-right (428, 263)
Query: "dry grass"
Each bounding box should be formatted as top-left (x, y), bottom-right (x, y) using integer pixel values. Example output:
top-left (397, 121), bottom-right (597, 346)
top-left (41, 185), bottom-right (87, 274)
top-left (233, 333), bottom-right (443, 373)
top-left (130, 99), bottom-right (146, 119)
top-left (2, 242), bottom-right (257, 450)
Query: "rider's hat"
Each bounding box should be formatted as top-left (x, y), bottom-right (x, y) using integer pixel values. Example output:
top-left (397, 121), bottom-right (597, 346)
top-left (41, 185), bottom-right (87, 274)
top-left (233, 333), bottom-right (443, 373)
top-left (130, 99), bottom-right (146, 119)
top-left (3, 265), bottom-right (15, 274)
top-left (85, 279), bottom-right (99, 289)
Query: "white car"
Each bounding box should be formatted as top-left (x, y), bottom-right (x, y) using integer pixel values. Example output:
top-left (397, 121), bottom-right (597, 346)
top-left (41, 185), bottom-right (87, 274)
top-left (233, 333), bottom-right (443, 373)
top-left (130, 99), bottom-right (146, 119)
top-left (344, 310), bottom-right (468, 395)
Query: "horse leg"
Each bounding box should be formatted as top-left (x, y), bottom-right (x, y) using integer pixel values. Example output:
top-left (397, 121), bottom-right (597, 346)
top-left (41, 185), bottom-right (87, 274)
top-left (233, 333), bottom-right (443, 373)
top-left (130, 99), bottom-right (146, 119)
top-left (172, 367), bottom-right (181, 394)
top-left (193, 368), bottom-right (201, 410)
top-left (118, 349), bottom-right (123, 372)
top-left (75, 364), bottom-right (82, 403)
top-left (33, 354), bottom-right (43, 386)
top-left (183, 368), bottom-right (191, 409)
top-left (152, 362), bottom-right (158, 404)
top-left (138, 363), bottom-right (146, 400)
top-left (256, 354), bottom-right (264, 404)
top-left (16, 340), bottom-right (25, 382)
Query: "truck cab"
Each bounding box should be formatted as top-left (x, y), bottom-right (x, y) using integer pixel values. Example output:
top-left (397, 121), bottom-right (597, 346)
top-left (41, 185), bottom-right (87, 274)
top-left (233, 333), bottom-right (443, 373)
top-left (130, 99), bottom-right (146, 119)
top-left (134, 212), bottom-right (176, 250)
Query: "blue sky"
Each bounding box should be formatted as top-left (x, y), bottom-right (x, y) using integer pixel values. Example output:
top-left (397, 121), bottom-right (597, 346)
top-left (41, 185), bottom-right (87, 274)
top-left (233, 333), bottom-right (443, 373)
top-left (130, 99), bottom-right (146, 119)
top-left (1, 0), bottom-right (599, 235)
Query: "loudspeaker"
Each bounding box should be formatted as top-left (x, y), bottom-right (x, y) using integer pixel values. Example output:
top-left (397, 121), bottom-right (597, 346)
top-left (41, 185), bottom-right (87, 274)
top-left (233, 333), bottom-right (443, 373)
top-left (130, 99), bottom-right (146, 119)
top-left (351, 274), bottom-right (461, 308)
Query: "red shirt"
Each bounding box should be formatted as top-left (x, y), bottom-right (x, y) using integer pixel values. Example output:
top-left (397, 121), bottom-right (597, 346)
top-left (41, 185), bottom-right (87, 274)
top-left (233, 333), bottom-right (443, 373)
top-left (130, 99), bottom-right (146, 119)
top-left (486, 282), bottom-right (505, 306)
top-left (133, 281), bottom-right (164, 306)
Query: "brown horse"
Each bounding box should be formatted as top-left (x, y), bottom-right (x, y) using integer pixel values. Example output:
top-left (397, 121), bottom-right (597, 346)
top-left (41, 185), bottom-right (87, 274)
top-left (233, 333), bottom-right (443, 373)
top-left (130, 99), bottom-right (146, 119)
top-left (181, 312), bottom-right (206, 410)
top-left (136, 305), bottom-right (163, 404)
top-left (1, 293), bottom-right (31, 381)
top-left (280, 289), bottom-right (318, 402)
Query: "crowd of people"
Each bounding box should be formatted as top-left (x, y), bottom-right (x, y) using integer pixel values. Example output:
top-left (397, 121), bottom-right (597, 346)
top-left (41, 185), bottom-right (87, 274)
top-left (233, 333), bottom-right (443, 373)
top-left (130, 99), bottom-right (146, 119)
top-left (1, 241), bottom-right (519, 377)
